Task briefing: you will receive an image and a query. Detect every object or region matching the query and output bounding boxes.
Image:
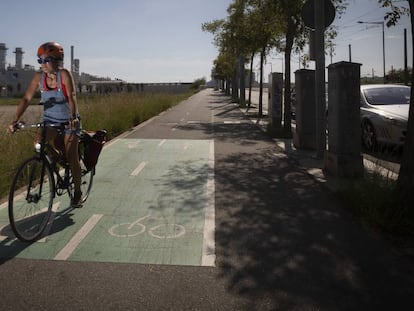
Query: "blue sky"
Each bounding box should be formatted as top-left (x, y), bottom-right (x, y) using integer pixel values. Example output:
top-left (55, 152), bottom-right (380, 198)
top-left (1, 0), bottom-right (411, 83)
top-left (331, 0), bottom-right (412, 78)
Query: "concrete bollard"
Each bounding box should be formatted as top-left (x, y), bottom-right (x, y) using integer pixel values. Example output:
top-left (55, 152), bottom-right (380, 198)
top-left (293, 69), bottom-right (316, 150)
top-left (268, 72), bottom-right (283, 130)
top-left (325, 61), bottom-right (363, 178)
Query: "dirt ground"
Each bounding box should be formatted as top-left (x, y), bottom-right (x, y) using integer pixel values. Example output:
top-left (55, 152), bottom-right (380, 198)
top-left (0, 105), bottom-right (43, 127)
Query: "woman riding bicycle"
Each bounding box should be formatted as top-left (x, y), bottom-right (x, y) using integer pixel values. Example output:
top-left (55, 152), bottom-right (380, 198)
top-left (9, 42), bottom-right (83, 208)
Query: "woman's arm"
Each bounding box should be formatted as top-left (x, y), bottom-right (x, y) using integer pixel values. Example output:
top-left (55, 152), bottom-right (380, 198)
top-left (9, 72), bottom-right (41, 131)
top-left (61, 68), bottom-right (78, 119)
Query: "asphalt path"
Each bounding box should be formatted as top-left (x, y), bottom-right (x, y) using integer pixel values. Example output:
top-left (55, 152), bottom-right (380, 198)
top-left (0, 89), bottom-right (413, 310)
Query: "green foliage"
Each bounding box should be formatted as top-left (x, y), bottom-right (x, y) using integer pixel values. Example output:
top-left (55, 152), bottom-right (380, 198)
top-left (338, 172), bottom-right (414, 235)
top-left (386, 67), bottom-right (412, 84)
top-left (0, 98), bottom-right (20, 105)
top-left (190, 78), bottom-right (206, 90)
top-left (378, 0), bottom-right (410, 27)
top-left (78, 92), bottom-right (189, 140)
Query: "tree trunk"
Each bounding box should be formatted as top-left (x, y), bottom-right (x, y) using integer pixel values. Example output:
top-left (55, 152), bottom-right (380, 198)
top-left (239, 55), bottom-right (246, 105)
top-left (232, 69), bottom-right (239, 102)
top-left (225, 79), bottom-right (231, 95)
top-left (248, 52), bottom-right (254, 109)
top-left (396, 0), bottom-right (414, 210)
top-left (283, 18), bottom-right (295, 133)
top-left (259, 46), bottom-right (265, 117)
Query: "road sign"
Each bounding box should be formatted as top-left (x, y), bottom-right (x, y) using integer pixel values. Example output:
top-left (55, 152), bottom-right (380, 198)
top-left (301, 0), bottom-right (336, 29)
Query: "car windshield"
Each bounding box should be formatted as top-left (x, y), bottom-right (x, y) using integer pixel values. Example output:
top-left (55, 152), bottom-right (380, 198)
top-left (363, 87), bottom-right (410, 105)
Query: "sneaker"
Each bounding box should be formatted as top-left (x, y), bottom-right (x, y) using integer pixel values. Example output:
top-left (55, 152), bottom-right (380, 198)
top-left (71, 191), bottom-right (83, 208)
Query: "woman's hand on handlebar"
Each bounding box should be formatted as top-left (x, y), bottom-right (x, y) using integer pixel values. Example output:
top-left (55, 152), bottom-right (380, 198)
top-left (8, 121), bottom-right (18, 133)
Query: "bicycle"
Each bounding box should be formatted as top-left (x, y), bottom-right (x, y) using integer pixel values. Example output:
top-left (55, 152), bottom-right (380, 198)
top-left (8, 121), bottom-right (102, 242)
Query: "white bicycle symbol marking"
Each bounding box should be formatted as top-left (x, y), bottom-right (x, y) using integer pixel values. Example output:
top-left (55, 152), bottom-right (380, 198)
top-left (108, 214), bottom-right (186, 239)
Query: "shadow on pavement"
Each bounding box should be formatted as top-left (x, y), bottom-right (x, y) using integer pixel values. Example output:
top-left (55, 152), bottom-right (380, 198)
top-left (0, 206), bottom-right (76, 265)
top-left (213, 127), bottom-right (414, 310)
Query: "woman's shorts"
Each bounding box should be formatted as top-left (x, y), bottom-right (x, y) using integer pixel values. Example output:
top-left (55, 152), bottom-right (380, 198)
top-left (64, 122), bottom-right (82, 136)
top-left (43, 118), bottom-right (82, 137)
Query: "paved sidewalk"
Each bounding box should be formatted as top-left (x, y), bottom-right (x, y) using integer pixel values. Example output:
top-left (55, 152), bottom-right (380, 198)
top-left (243, 88), bottom-right (400, 188)
top-left (240, 90), bottom-right (337, 191)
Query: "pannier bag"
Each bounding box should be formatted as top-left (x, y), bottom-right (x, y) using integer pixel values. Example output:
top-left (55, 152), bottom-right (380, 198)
top-left (83, 130), bottom-right (107, 171)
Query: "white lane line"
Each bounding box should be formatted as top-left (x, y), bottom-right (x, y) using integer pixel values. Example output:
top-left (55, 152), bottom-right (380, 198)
top-left (158, 139), bottom-right (166, 147)
top-left (130, 161), bottom-right (147, 176)
top-left (202, 140), bottom-right (216, 267)
top-left (126, 140), bottom-right (141, 149)
top-left (224, 121), bottom-right (241, 124)
top-left (54, 214), bottom-right (103, 261)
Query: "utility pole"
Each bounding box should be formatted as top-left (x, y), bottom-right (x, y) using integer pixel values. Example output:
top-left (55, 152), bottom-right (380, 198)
top-left (404, 28), bottom-right (408, 86)
top-left (315, 0), bottom-right (326, 158)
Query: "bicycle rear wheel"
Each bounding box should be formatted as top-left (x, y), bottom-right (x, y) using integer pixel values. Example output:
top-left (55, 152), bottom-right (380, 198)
top-left (79, 140), bottom-right (94, 203)
top-left (9, 157), bottom-right (54, 242)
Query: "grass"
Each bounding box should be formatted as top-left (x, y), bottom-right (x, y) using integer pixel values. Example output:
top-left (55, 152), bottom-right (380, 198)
top-left (0, 97), bottom-right (20, 105)
top-left (338, 165), bottom-right (414, 236)
top-left (0, 91), bottom-right (193, 201)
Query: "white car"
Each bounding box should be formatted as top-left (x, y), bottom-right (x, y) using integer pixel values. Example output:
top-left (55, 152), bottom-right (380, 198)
top-left (360, 84), bottom-right (410, 151)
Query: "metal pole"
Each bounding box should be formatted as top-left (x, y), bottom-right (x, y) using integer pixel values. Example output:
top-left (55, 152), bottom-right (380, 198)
top-left (349, 44), bottom-right (352, 62)
top-left (404, 28), bottom-right (408, 85)
top-left (315, 0), bottom-right (326, 158)
top-left (382, 22), bottom-right (385, 83)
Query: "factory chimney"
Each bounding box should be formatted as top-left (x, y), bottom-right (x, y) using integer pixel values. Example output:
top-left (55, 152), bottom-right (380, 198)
top-left (0, 43), bottom-right (8, 71)
top-left (71, 45), bottom-right (74, 74)
top-left (14, 47), bottom-right (24, 70)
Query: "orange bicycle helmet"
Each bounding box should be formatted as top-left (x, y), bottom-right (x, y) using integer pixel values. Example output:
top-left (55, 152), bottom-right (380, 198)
top-left (37, 42), bottom-right (64, 60)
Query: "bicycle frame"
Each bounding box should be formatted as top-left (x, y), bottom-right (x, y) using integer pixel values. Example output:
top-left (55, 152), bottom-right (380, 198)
top-left (17, 122), bottom-right (73, 199)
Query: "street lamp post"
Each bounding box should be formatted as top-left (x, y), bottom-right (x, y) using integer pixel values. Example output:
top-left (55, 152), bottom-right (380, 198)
top-left (358, 20), bottom-right (385, 83)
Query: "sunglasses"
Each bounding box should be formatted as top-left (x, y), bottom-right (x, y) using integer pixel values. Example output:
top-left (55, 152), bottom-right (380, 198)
top-left (37, 57), bottom-right (54, 64)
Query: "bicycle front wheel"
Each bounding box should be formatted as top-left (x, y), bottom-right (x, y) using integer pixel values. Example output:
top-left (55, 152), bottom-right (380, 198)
top-left (9, 157), bottom-right (54, 242)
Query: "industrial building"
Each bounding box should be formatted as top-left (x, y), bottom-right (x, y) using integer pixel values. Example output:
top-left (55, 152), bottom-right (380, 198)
top-left (0, 43), bottom-right (89, 97)
top-left (0, 43), bottom-right (37, 96)
top-left (0, 43), bottom-right (193, 97)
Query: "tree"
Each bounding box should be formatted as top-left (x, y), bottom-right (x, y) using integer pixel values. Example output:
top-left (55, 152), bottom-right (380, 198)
top-left (203, 0), bottom-right (346, 127)
top-left (379, 0), bottom-right (414, 210)
top-left (386, 67), bottom-right (413, 83)
top-left (269, 0), bottom-right (347, 132)
top-left (203, 0), bottom-right (284, 111)
top-left (202, 11), bottom-right (241, 101)
top-left (245, 0), bottom-right (284, 116)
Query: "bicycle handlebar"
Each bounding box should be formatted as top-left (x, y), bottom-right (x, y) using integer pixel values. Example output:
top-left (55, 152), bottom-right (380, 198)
top-left (13, 121), bottom-right (69, 132)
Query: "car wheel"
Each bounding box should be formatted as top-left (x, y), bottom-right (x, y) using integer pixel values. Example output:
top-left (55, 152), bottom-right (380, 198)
top-left (362, 120), bottom-right (377, 151)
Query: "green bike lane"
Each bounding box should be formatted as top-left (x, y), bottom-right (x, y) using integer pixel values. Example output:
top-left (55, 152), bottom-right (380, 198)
top-left (0, 137), bottom-right (215, 267)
